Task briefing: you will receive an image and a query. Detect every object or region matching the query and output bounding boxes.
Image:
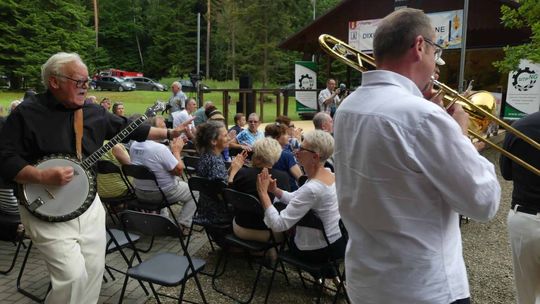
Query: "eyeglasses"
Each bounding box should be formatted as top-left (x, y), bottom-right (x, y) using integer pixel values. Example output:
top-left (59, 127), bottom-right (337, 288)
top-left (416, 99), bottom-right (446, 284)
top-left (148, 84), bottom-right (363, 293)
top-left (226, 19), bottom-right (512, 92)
top-left (423, 37), bottom-right (444, 62)
top-left (55, 74), bottom-right (91, 88)
top-left (248, 120), bottom-right (259, 123)
top-left (296, 145), bottom-right (317, 154)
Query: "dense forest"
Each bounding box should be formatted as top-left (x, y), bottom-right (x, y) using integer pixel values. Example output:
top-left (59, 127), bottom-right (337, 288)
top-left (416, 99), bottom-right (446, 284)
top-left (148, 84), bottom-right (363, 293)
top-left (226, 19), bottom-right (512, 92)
top-left (0, 0), bottom-right (340, 89)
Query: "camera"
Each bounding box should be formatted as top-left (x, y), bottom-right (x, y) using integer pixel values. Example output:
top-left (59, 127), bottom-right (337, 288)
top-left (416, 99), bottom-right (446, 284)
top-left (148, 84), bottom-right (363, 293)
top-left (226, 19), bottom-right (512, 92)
top-left (338, 83), bottom-right (347, 97)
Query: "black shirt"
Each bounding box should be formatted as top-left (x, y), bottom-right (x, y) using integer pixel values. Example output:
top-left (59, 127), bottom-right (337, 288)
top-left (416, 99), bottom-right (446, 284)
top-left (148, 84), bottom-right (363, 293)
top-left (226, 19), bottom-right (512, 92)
top-left (0, 91), bottom-right (151, 182)
top-left (500, 111), bottom-right (540, 208)
top-left (231, 167), bottom-right (289, 230)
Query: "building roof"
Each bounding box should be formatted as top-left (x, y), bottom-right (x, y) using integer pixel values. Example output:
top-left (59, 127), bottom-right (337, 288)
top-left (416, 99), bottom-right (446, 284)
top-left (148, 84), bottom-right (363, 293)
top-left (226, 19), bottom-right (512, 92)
top-left (280, 0), bottom-right (529, 54)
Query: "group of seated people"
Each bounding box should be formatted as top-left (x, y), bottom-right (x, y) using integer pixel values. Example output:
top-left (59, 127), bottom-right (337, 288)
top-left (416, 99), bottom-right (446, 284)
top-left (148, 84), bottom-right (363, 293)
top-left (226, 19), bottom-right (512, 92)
top-left (97, 107), bottom-right (344, 277)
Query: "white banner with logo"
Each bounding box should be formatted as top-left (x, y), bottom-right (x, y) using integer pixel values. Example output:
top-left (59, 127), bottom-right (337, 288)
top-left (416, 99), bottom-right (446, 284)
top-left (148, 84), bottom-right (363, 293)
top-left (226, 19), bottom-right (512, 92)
top-left (294, 61), bottom-right (318, 112)
top-left (504, 59), bottom-right (540, 120)
top-left (348, 10), bottom-right (464, 52)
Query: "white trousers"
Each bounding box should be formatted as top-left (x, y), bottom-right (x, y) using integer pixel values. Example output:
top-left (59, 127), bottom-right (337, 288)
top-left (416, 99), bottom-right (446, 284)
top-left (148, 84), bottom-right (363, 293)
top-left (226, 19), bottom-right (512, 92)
top-left (20, 196), bottom-right (106, 304)
top-left (507, 208), bottom-right (540, 304)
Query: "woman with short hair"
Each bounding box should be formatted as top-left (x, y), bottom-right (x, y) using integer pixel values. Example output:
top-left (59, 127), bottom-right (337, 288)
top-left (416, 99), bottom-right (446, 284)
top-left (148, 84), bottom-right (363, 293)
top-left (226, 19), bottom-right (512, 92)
top-left (257, 130), bottom-right (345, 265)
top-left (230, 138), bottom-right (290, 258)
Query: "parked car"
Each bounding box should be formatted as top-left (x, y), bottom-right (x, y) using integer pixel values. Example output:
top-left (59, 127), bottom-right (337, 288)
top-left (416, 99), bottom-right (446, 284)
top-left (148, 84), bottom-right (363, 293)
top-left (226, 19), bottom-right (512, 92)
top-left (94, 76), bottom-right (136, 92)
top-left (178, 79), bottom-right (210, 92)
top-left (124, 76), bottom-right (167, 91)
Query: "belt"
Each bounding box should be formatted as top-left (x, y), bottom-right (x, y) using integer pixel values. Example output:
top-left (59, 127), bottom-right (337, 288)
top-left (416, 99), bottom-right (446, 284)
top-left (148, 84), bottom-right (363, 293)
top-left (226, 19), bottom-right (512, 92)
top-left (512, 204), bottom-right (540, 216)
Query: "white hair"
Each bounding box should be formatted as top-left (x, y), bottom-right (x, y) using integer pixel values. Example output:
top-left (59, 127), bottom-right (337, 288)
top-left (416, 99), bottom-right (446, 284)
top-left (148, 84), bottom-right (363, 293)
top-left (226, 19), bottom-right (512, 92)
top-left (172, 81), bottom-right (182, 89)
top-left (252, 137), bottom-right (282, 166)
top-left (302, 130), bottom-right (334, 163)
top-left (41, 52), bottom-right (86, 89)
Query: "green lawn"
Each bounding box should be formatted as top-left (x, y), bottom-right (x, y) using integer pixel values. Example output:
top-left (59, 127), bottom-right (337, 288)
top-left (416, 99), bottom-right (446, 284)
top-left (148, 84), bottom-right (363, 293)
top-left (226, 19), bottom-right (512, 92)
top-left (0, 85), bottom-right (305, 122)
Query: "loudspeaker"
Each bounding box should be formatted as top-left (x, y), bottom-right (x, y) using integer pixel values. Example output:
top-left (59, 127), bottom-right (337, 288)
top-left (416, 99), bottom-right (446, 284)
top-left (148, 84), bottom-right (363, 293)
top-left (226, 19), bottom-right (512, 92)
top-left (237, 75), bottom-right (255, 114)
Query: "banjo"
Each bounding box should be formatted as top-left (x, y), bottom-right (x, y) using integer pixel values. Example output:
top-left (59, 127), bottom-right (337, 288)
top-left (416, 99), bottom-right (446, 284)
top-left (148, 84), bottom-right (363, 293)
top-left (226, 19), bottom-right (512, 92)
top-left (21, 115), bottom-right (148, 222)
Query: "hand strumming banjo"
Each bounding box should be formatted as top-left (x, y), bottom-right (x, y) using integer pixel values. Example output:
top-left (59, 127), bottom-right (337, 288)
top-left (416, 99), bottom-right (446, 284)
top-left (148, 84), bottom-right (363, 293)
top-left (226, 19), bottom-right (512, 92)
top-left (21, 115), bottom-right (148, 222)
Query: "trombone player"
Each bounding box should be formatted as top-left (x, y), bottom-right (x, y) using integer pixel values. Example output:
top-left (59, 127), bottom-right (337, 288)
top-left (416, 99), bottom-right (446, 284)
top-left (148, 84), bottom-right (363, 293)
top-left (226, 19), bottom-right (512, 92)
top-left (334, 8), bottom-right (500, 304)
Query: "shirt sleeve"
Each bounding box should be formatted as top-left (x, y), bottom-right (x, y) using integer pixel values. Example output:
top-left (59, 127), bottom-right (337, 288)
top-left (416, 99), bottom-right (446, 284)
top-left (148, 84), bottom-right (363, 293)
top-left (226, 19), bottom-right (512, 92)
top-left (264, 183), bottom-right (316, 232)
top-left (412, 110), bottom-right (500, 221)
top-left (0, 110), bottom-right (30, 181)
top-left (158, 145), bottom-right (179, 172)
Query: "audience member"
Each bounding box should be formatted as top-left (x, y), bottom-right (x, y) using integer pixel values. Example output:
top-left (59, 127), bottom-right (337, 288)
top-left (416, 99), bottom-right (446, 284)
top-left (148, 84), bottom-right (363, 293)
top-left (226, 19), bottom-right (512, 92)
top-left (194, 120), bottom-right (247, 248)
top-left (276, 115), bottom-right (301, 152)
top-left (172, 98), bottom-right (197, 141)
top-left (193, 101), bottom-right (214, 126)
top-left (230, 137), bottom-right (289, 260)
top-left (257, 130), bottom-right (346, 268)
top-left (9, 100), bottom-right (20, 114)
top-left (313, 112), bottom-right (333, 133)
top-left (206, 108), bottom-right (225, 122)
top-left (229, 113), bottom-right (246, 135)
top-left (265, 123), bottom-right (302, 191)
top-left (85, 95), bottom-right (97, 105)
top-left (97, 141), bottom-right (131, 200)
top-left (168, 81), bottom-right (187, 115)
top-left (100, 97), bottom-right (111, 111)
top-left (112, 102), bottom-right (125, 117)
top-left (129, 116), bottom-right (196, 234)
top-left (230, 113), bottom-right (264, 152)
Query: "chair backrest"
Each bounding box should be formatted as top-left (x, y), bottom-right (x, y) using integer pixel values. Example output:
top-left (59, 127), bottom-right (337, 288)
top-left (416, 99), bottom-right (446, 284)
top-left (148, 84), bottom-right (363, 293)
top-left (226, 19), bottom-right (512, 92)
top-left (122, 164), bottom-right (159, 186)
top-left (188, 176), bottom-right (226, 203)
top-left (223, 188), bottom-right (264, 217)
top-left (297, 175), bottom-right (308, 187)
top-left (121, 164), bottom-right (168, 206)
top-left (96, 159), bottom-right (123, 175)
top-left (182, 155), bottom-right (200, 177)
top-left (119, 210), bottom-right (180, 239)
top-left (296, 210), bottom-right (332, 247)
top-left (97, 160), bottom-right (134, 192)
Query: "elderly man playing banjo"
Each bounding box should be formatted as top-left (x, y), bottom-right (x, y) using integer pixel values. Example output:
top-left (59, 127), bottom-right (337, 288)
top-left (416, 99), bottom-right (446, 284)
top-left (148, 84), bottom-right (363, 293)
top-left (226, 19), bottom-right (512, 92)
top-left (0, 52), bottom-right (192, 304)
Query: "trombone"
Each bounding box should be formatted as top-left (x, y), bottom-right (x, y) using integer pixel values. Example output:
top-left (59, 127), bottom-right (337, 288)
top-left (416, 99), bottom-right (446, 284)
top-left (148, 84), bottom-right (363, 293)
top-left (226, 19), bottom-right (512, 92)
top-left (318, 34), bottom-right (540, 176)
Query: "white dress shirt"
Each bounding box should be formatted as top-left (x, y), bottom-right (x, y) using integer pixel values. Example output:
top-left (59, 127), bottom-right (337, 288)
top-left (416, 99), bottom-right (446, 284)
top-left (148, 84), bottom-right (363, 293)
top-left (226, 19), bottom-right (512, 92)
top-left (334, 70), bottom-right (500, 304)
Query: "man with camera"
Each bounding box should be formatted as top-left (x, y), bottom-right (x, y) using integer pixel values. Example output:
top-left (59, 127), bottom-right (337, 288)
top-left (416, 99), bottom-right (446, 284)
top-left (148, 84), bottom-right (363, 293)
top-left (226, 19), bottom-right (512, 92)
top-left (318, 78), bottom-right (346, 117)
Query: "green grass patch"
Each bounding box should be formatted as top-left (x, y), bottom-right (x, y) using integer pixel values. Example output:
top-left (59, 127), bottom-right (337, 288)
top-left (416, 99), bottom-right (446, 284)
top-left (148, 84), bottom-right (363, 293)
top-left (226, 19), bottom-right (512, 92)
top-left (0, 87), bottom-right (305, 122)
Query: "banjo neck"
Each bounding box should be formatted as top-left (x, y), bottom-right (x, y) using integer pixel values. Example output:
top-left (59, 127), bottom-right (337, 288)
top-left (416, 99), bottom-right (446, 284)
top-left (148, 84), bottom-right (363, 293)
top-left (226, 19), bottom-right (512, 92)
top-left (81, 115), bottom-right (147, 170)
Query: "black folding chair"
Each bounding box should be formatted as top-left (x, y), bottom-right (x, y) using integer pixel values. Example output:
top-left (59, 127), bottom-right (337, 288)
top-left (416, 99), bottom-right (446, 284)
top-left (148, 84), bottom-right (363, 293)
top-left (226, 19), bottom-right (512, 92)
top-left (186, 176), bottom-right (231, 251)
top-left (96, 160), bottom-right (137, 224)
top-left (211, 188), bottom-right (287, 304)
top-left (117, 210), bottom-right (207, 304)
top-left (122, 164), bottom-right (181, 252)
top-left (0, 214), bottom-right (24, 275)
top-left (16, 240), bottom-right (50, 302)
top-left (264, 211), bottom-right (349, 304)
top-left (181, 155), bottom-right (200, 179)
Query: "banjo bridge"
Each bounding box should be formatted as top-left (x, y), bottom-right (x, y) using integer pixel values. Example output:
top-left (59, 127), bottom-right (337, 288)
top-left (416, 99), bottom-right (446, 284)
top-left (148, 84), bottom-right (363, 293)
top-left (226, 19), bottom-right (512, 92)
top-left (28, 197), bottom-right (45, 212)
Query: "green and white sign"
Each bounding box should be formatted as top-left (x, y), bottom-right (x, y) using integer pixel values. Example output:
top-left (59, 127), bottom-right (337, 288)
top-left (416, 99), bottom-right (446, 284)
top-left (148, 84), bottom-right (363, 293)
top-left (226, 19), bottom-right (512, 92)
top-left (504, 59), bottom-right (540, 120)
top-left (294, 61), bottom-right (317, 113)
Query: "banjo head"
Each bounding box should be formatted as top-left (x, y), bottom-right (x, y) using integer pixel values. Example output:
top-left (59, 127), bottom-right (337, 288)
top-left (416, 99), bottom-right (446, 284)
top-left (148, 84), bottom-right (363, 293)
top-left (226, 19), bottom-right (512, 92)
top-left (22, 155), bottom-right (96, 222)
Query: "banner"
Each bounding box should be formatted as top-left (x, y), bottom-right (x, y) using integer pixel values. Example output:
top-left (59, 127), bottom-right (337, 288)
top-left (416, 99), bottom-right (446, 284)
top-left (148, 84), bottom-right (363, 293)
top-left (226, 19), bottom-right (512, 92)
top-left (294, 61), bottom-right (317, 113)
top-left (348, 10), bottom-right (464, 52)
top-left (504, 59), bottom-right (540, 120)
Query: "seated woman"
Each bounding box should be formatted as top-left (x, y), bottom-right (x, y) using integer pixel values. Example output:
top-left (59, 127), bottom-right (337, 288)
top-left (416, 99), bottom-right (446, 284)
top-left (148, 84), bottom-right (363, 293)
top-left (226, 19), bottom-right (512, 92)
top-left (230, 138), bottom-right (290, 257)
top-left (194, 120), bottom-right (246, 246)
top-left (265, 123), bottom-right (302, 191)
top-left (256, 130), bottom-right (346, 266)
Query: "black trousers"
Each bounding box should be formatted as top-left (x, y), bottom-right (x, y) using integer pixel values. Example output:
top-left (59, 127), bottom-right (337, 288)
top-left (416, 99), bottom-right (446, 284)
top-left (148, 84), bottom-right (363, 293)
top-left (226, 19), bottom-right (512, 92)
top-left (450, 298), bottom-right (470, 304)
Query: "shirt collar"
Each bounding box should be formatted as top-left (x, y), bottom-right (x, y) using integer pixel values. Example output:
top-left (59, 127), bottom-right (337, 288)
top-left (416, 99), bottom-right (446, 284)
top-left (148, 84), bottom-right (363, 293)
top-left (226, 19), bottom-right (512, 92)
top-left (42, 90), bottom-right (80, 111)
top-left (362, 70), bottom-right (424, 98)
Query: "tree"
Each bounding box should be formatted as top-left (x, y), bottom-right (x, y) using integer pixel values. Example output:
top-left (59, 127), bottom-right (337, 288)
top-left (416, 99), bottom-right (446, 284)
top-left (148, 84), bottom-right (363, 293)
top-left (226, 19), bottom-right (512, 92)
top-left (0, 0), bottom-right (94, 89)
top-left (494, 0), bottom-right (540, 73)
